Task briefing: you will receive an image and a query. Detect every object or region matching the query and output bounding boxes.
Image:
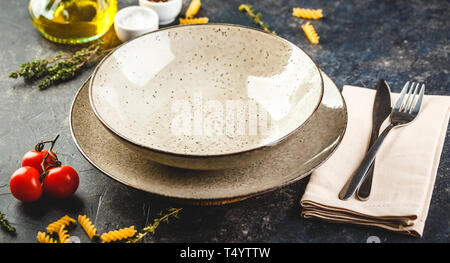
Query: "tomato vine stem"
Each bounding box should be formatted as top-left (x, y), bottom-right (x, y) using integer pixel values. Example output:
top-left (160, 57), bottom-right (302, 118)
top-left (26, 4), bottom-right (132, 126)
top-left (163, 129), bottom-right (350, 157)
top-left (39, 134), bottom-right (62, 181)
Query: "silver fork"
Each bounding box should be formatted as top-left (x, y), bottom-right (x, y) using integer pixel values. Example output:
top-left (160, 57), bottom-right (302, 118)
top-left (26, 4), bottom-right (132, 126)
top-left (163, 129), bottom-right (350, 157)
top-left (339, 81), bottom-right (425, 200)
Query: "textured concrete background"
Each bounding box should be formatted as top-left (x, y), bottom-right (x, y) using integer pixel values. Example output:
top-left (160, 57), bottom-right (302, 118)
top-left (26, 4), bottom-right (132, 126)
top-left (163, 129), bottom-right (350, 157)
top-left (0, 0), bottom-right (448, 243)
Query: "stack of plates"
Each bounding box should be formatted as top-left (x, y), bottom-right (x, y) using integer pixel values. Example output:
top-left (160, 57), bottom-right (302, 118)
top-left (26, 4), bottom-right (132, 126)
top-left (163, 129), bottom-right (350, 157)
top-left (69, 24), bottom-right (347, 205)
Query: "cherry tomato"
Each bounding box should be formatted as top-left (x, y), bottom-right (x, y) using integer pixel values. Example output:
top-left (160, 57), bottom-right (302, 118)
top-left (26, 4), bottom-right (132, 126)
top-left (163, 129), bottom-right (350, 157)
top-left (9, 166), bottom-right (43, 202)
top-left (43, 166), bottom-right (79, 198)
top-left (22, 149), bottom-right (58, 175)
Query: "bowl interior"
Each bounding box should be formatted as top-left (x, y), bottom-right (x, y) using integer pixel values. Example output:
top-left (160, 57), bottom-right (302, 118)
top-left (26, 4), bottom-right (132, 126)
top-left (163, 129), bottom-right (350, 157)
top-left (90, 24), bottom-right (323, 156)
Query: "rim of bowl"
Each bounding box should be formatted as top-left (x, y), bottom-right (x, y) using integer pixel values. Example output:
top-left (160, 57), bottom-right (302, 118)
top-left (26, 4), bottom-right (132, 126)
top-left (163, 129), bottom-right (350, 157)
top-left (88, 23), bottom-right (324, 158)
top-left (114, 6), bottom-right (159, 32)
top-left (139, 0), bottom-right (181, 6)
top-left (72, 72), bottom-right (346, 204)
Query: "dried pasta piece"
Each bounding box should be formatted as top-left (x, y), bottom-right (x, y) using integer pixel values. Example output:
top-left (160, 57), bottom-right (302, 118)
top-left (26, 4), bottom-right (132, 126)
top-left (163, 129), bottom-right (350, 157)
top-left (292, 8), bottom-right (323, 20)
top-left (302, 22), bottom-right (320, 44)
top-left (78, 215), bottom-right (98, 239)
top-left (100, 226), bottom-right (137, 243)
top-left (46, 215), bottom-right (76, 234)
top-left (37, 232), bottom-right (57, 243)
top-left (58, 226), bottom-right (70, 243)
top-left (185, 0), bottom-right (202, 18)
top-left (179, 17), bottom-right (209, 24)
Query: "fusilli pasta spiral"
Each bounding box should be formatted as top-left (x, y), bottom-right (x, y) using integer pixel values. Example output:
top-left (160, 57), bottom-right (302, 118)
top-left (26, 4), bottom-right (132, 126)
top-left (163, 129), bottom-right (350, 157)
top-left (37, 232), bottom-right (57, 243)
top-left (78, 215), bottom-right (98, 239)
top-left (58, 226), bottom-right (70, 243)
top-left (185, 0), bottom-right (202, 18)
top-left (179, 17), bottom-right (209, 24)
top-left (46, 215), bottom-right (76, 234)
top-left (302, 22), bottom-right (320, 44)
top-left (100, 226), bottom-right (136, 243)
top-left (292, 8), bottom-right (323, 20)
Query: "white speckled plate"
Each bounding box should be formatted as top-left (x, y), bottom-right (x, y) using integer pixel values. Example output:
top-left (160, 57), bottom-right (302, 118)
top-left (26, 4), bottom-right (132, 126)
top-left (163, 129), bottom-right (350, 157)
top-left (71, 71), bottom-right (346, 205)
top-left (88, 24), bottom-right (324, 170)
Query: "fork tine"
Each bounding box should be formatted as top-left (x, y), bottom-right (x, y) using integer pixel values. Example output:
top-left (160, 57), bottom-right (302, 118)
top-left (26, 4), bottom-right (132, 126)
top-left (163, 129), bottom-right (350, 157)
top-left (411, 84), bottom-right (425, 115)
top-left (401, 82), bottom-right (415, 112)
top-left (406, 82), bottom-right (420, 113)
top-left (393, 81), bottom-right (410, 110)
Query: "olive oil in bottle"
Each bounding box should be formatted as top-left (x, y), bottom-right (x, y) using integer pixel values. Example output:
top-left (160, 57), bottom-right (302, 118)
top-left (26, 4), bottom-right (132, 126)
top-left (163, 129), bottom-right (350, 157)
top-left (29, 0), bottom-right (117, 44)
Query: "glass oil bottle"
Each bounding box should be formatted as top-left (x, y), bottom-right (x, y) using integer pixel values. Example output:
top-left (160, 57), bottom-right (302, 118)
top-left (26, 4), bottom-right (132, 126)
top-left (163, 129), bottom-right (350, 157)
top-left (29, 0), bottom-right (117, 44)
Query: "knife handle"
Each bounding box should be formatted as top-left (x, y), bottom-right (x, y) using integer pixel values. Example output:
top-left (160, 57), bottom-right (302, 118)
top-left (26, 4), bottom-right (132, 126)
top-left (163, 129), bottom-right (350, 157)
top-left (338, 123), bottom-right (395, 200)
top-left (356, 162), bottom-right (374, 200)
top-left (357, 125), bottom-right (380, 201)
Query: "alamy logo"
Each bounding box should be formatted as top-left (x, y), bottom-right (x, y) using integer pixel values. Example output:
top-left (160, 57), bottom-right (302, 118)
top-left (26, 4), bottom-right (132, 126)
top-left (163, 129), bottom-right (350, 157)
top-left (170, 92), bottom-right (275, 137)
top-left (366, 236), bottom-right (381, 243)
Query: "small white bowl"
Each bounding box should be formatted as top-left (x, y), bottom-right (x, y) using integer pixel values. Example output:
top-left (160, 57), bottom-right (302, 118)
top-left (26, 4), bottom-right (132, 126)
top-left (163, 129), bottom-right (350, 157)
top-left (114, 6), bottom-right (159, 42)
top-left (139, 0), bottom-right (182, 25)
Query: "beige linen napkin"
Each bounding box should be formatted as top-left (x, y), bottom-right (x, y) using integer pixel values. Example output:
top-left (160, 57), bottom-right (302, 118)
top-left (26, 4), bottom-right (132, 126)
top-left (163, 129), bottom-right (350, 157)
top-left (301, 85), bottom-right (450, 237)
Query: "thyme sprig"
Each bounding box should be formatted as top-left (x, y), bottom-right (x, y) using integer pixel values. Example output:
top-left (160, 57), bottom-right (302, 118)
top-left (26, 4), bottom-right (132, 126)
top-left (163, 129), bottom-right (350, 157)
top-left (0, 211), bottom-right (16, 233)
top-left (127, 208), bottom-right (182, 243)
top-left (9, 41), bottom-right (113, 89)
top-left (238, 4), bottom-right (276, 34)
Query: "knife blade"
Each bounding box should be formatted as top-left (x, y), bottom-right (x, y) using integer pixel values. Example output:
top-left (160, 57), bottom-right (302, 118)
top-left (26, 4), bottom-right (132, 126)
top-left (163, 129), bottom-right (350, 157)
top-left (338, 79), bottom-right (391, 201)
top-left (356, 79), bottom-right (392, 200)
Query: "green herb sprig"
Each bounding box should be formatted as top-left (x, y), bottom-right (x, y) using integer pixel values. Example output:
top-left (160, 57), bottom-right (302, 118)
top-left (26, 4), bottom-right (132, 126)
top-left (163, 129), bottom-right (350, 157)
top-left (0, 211), bottom-right (16, 233)
top-left (127, 208), bottom-right (182, 243)
top-left (9, 41), bottom-right (112, 89)
top-left (238, 4), bottom-right (276, 34)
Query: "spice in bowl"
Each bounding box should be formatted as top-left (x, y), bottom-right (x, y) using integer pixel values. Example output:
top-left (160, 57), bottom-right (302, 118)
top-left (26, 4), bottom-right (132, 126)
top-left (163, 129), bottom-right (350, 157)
top-left (139, 0), bottom-right (182, 25)
top-left (114, 6), bottom-right (159, 42)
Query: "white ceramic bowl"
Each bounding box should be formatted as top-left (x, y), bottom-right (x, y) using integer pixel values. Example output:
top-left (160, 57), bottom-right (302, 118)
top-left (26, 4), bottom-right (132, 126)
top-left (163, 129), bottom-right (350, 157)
top-left (89, 24), bottom-right (324, 170)
top-left (114, 6), bottom-right (159, 42)
top-left (139, 0), bottom-right (182, 25)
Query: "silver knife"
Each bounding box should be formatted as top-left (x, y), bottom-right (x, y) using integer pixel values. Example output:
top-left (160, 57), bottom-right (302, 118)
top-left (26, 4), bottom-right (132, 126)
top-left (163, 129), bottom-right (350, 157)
top-left (338, 79), bottom-right (391, 200)
top-left (356, 79), bottom-right (392, 200)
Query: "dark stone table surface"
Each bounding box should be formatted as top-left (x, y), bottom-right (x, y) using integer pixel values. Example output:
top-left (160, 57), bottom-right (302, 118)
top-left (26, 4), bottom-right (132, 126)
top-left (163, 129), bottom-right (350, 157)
top-left (0, 0), bottom-right (448, 243)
